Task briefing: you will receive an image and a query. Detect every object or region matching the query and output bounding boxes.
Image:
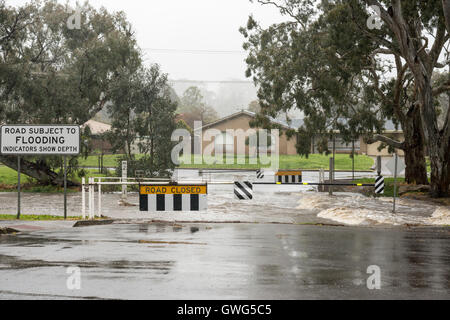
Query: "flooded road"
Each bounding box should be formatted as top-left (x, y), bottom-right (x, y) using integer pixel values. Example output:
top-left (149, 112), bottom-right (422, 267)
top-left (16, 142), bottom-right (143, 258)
top-left (0, 223), bottom-right (449, 299)
top-left (0, 168), bottom-right (448, 226)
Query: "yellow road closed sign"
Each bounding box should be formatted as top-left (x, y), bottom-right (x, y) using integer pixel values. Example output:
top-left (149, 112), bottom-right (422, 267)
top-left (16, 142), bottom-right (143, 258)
top-left (275, 171), bottom-right (302, 176)
top-left (140, 185), bottom-right (207, 195)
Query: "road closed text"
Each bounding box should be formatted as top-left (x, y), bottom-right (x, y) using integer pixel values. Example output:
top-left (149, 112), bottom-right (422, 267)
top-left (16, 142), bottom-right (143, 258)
top-left (140, 185), bottom-right (207, 195)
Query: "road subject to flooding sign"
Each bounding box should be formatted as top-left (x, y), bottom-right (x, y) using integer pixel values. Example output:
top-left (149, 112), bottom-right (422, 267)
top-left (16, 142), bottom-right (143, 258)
top-left (0, 125), bottom-right (80, 155)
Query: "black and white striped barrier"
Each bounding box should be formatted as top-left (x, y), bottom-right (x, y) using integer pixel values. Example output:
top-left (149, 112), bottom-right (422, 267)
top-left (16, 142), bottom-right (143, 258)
top-left (275, 171), bottom-right (303, 184)
top-left (139, 184), bottom-right (207, 212)
top-left (256, 169), bottom-right (264, 179)
top-left (234, 181), bottom-right (253, 200)
top-left (375, 176), bottom-right (385, 194)
top-left (233, 176), bottom-right (385, 200)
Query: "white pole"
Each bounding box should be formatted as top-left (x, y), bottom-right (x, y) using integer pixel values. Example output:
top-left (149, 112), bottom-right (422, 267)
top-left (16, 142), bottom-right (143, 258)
top-left (81, 177), bottom-right (86, 220)
top-left (122, 161), bottom-right (127, 201)
top-left (98, 182), bottom-right (102, 218)
top-left (393, 153), bottom-right (398, 213)
top-left (91, 177), bottom-right (95, 219)
top-left (88, 177), bottom-right (93, 220)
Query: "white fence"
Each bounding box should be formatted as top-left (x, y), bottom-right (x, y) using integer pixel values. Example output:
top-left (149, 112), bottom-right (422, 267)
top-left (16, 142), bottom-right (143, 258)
top-left (81, 176), bottom-right (171, 220)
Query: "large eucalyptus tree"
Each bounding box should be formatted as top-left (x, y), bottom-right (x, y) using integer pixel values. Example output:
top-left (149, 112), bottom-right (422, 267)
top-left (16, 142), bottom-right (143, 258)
top-left (0, 0), bottom-right (141, 186)
top-left (242, 0), bottom-right (450, 196)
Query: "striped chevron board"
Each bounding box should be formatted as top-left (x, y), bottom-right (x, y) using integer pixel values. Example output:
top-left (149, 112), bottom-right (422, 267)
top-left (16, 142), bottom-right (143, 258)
top-left (139, 194), bottom-right (207, 212)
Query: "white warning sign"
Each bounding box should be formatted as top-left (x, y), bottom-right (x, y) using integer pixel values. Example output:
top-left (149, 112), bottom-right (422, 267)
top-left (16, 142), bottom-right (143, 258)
top-left (0, 125), bottom-right (80, 155)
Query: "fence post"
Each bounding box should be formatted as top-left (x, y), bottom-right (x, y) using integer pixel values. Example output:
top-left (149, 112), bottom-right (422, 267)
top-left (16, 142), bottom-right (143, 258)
top-left (320, 168), bottom-right (324, 192)
top-left (98, 181), bottom-right (102, 218)
top-left (122, 161), bottom-right (127, 201)
top-left (91, 178), bottom-right (95, 219)
top-left (329, 157), bottom-right (334, 196)
top-left (88, 177), bottom-right (94, 220)
top-left (81, 177), bottom-right (86, 220)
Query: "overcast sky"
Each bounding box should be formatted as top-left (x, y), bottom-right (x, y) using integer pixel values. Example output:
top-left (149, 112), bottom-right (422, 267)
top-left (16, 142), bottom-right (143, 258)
top-left (8, 0), bottom-right (285, 82)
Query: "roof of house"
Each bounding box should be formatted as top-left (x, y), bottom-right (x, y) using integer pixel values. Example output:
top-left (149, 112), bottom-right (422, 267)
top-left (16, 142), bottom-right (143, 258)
top-left (195, 110), bottom-right (298, 131)
top-left (194, 110), bottom-right (403, 134)
top-left (82, 120), bottom-right (111, 135)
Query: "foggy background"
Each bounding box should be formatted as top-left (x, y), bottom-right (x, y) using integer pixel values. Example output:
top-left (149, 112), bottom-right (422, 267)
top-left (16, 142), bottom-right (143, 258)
top-left (7, 0), bottom-right (301, 118)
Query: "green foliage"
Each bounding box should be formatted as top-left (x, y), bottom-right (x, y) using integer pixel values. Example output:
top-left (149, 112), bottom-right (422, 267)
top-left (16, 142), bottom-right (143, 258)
top-left (176, 119), bottom-right (193, 134)
top-left (178, 86), bottom-right (218, 127)
top-left (108, 64), bottom-right (178, 177)
top-left (0, 0), bottom-right (141, 182)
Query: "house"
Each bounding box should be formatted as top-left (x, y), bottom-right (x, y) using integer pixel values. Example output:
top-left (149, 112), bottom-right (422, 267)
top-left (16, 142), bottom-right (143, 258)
top-left (82, 120), bottom-right (113, 154)
top-left (316, 120), bottom-right (404, 157)
top-left (194, 110), bottom-right (298, 156)
top-left (194, 110), bottom-right (404, 157)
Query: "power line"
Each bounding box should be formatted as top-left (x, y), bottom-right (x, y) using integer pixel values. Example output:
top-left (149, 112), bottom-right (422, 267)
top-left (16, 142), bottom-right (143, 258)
top-left (169, 79), bottom-right (253, 84)
top-left (142, 48), bottom-right (246, 55)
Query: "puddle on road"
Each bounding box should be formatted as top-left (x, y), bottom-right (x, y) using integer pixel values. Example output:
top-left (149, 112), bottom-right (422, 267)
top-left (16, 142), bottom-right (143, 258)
top-left (138, 240), bottom-right (207, 245)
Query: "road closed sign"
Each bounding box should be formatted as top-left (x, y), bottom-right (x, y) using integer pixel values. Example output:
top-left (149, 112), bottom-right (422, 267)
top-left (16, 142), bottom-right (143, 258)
top-left (0, 125), bottom-right (81, 155)
top-left (140, 184), bottom-right (208, 212)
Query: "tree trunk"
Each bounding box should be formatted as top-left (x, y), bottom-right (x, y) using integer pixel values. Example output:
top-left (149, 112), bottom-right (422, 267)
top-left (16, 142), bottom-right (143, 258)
top-left (403, 142), bottom-right (428, 185)
top-left (402, 107), bottom-right (428, 185)
top-left (418, 81), bottom-right (449, 197)
top-left (0, 156), bottom-right (80, 187)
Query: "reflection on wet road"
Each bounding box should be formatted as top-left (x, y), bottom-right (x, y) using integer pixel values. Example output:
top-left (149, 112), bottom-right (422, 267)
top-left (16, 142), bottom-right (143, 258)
top-left (1, 223), bottom-right (449, 299)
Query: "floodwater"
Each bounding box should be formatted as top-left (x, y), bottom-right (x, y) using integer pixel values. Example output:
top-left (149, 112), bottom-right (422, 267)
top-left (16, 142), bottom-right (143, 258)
top-left (0, 223), bottom-right (449, 299)
top-left (0, 169), bottom-right (448, 227)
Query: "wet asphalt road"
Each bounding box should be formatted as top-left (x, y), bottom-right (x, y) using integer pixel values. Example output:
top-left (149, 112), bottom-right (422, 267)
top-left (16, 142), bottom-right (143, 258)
top-left (0, 223), bottom-right (449, 300)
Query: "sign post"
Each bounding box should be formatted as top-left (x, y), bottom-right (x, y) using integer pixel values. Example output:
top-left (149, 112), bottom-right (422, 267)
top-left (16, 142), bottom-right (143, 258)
top-left (122, 161), bottom-right (127, 201)
top-left (64, 155), bottom-right (68, 219)
top-left (17, 156), bottom-right (21, 219)
top-left (1, 125), bottom-right (80, 219)
top-left (386, 153), bottom-right (405, 213)
top-left (393, 154), bottom-right (398, 213)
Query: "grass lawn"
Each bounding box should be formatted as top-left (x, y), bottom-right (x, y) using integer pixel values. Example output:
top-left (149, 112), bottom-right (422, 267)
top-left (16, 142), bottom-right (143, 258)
top-left (0, 214), bottom-right (83, 221)
top-left (353, 177), bottom-right (405, 197)
top-left (0, 165), bottom-right (107, 193)
top-left (78, 153), bottom-right (374, 171)
top-left (177, 154), bottom-right (374, 171)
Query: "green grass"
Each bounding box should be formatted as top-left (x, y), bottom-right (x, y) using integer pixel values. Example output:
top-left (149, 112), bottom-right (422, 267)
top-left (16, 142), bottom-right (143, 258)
top-left (353, 177), bottom-right (406, 197)
top-left (0, 165), bottom-right (107, 193)
top-left (0, 214), bottom-right (83, 221)
top-left (177, 154), bottom-right (374, 171)
top-left (78, 154), bottom-right (124, 167)
top-left (0, 165), bottom-right (29, 185)
top-left (79, 153), bottom-right (374, 171)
